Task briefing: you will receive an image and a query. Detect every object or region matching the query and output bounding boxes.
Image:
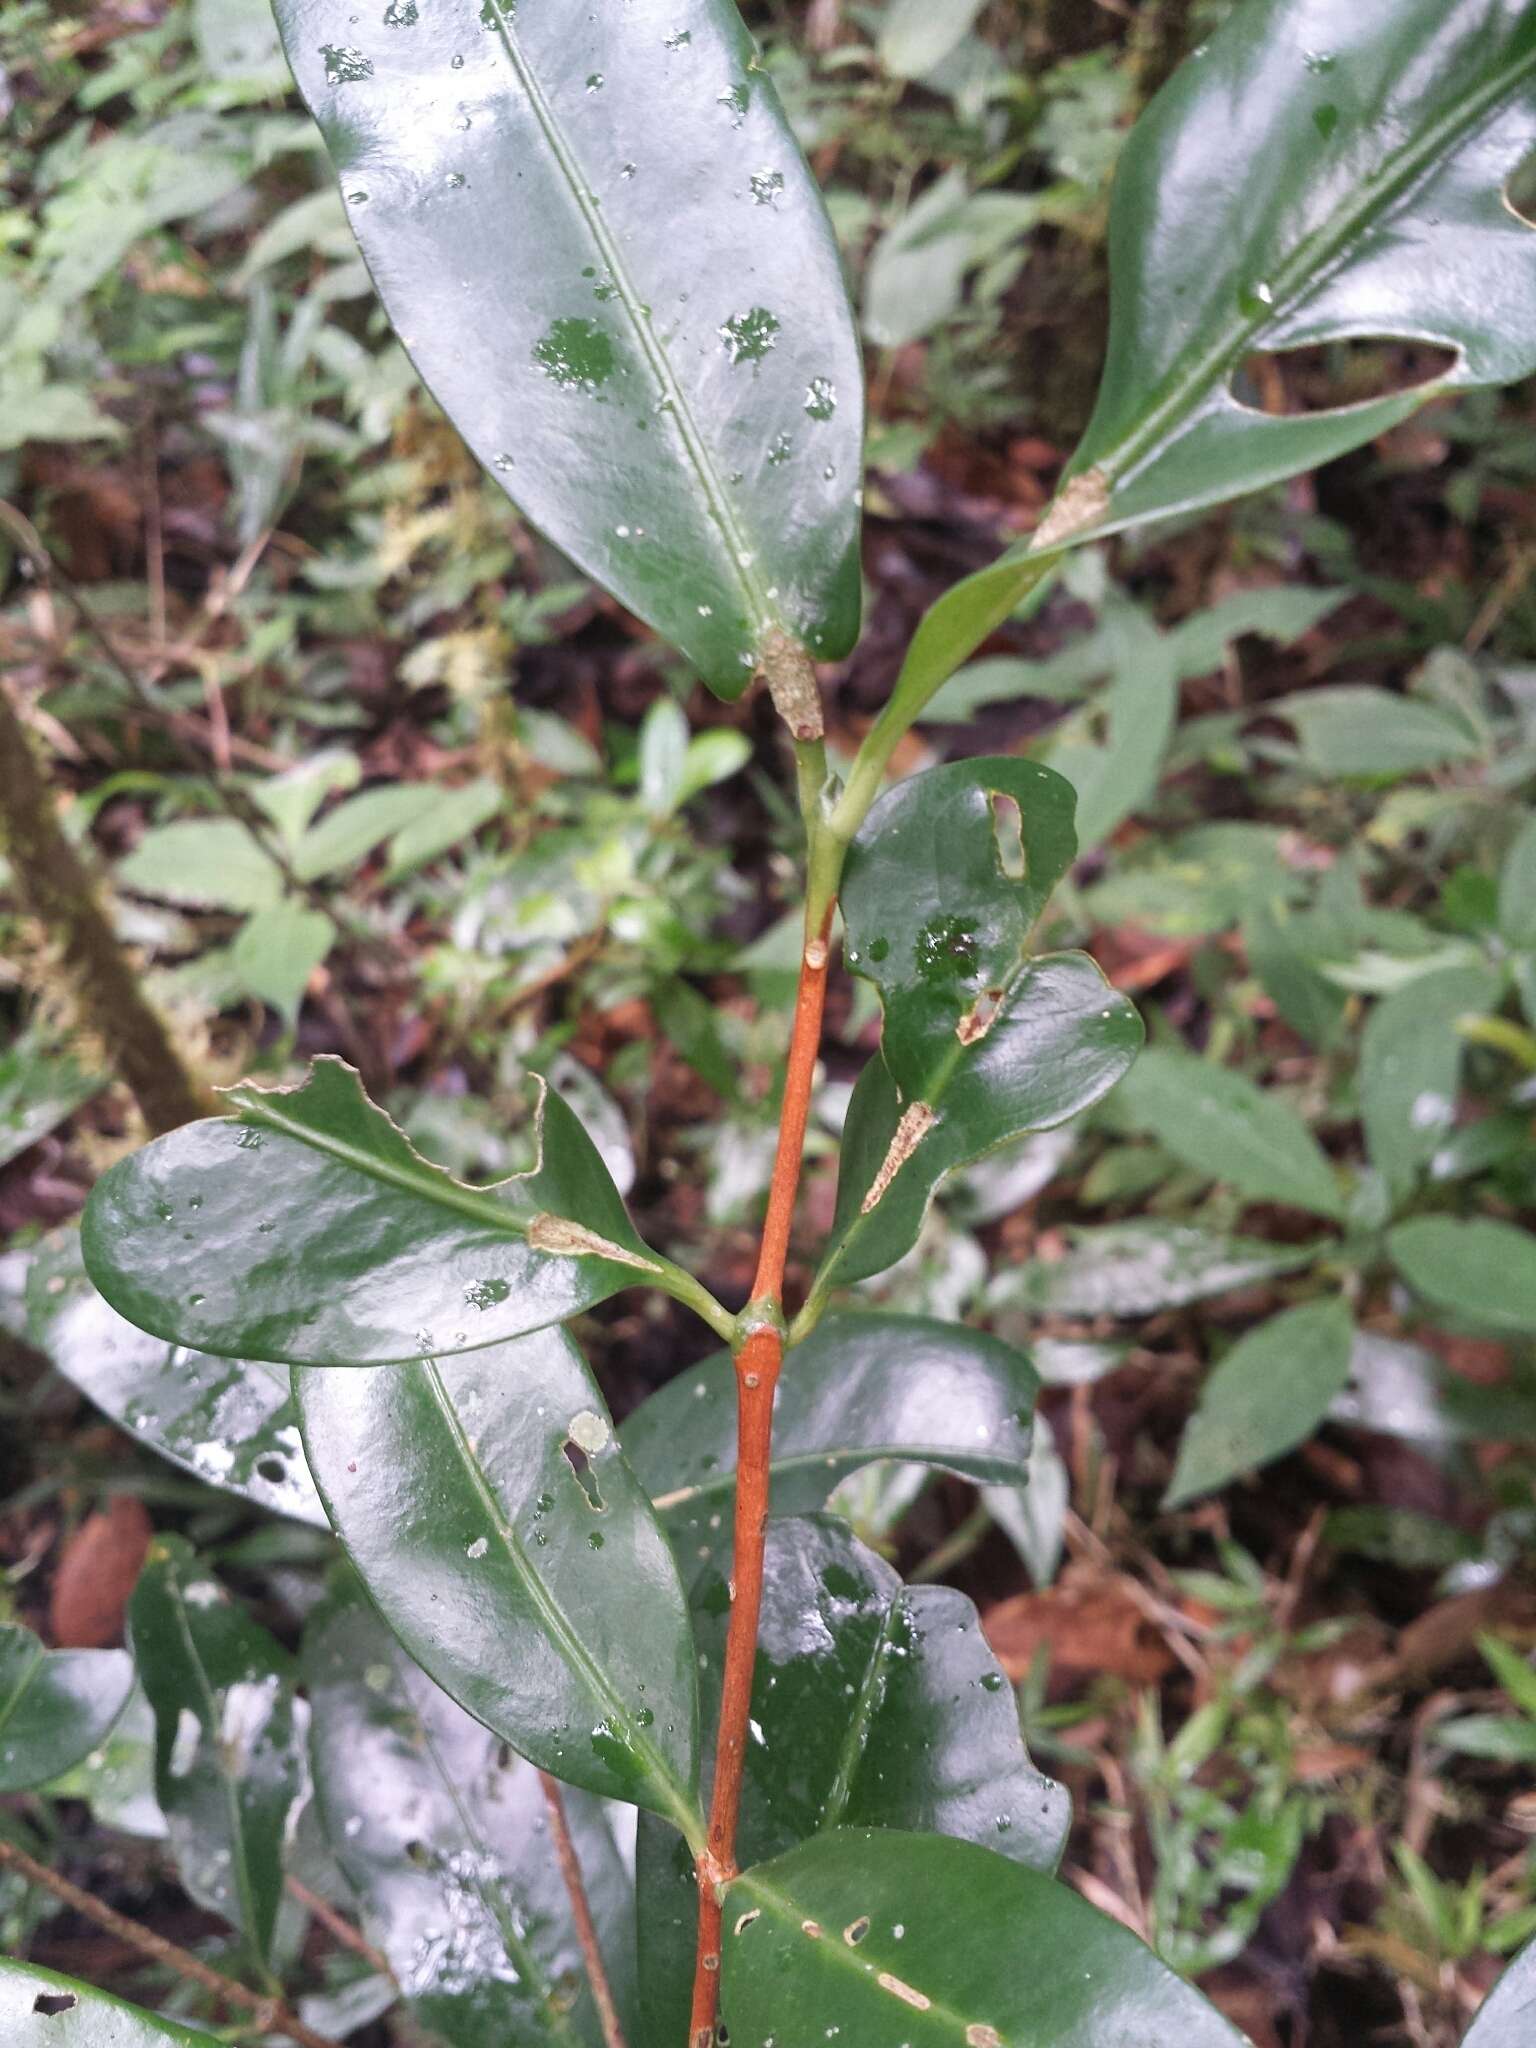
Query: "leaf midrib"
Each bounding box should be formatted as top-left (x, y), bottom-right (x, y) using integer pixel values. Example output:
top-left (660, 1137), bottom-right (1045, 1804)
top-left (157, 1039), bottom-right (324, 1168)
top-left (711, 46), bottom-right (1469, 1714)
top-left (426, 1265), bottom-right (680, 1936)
top-left (0, 1636), bottom-right (47, 1749)
top-left (419, 1362), bottom-right (703, 1847)
top-left (480, 7), bottom-right (773, 637)
top-left (1097, 32), bottom-right (1536, 486)
top-left (236, 1094), bottom-right (533, 1241)
top-left (818, 1593), bottom-right (905, 1834)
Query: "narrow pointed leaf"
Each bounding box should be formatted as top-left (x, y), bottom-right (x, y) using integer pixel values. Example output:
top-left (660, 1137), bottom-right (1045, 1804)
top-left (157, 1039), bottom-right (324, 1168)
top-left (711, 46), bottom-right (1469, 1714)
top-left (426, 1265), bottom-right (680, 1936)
top-left (306, 1578), bottom-right (635, 2048)
top-left (1115, 1046), bottom-right (1346, 1221)
top-left (817, 956), bottom-right (1141, 1291)
top-left (1166, 1298), bottom-right (1356, 1507)
top-left (0, 1624), bottom-right (132, 1794)
top-left (272, 0), bottom-right (862, 695)
top-left (1388, 1215), bottom-right (1536, 1332)
top-left (639, 1517), bottom-right (1069, 2044)
top-left (295, 1329), bottom-right (699, 1825)
top-left (0, 1961), bottom-right (219, 2048)
top-left (1360, 964), bottom-right (1500, 1204)
top-left (25, 1231), bottom-right (325, 1528)
top-left (987, 1222), bottom-right (1321, 1318)
top-left (721, 1829), bottom-right (1246, 2047)
top-left (129, 1536), bottom-right (308, 1967)
top-left (82, 1057), bottom-right (662, 1366)
top-left (1464, 1930), bottom-right (1536, 2046)
top-left (1057, 0), bottom-right (1536, 544)
top-left (623, 1312), bottom-right (1037, 1577)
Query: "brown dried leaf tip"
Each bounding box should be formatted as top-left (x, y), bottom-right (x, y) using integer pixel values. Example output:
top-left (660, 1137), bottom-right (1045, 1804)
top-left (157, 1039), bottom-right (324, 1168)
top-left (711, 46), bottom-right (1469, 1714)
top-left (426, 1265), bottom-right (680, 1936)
top-left (759, 628), bottom-right (824, 742)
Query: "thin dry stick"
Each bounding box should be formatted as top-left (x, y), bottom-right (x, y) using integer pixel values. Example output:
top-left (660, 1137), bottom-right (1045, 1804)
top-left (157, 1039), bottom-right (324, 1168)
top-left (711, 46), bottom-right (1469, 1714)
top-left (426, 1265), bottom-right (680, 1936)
top-left (283, 1874), bottom-right (396, 1986)
top-left (537, 1772), bottom-right (628, 2048)
top-left (687, 902), bottom-right (834, 2048)
top-left (0, 1837), bottom-right (343, 2048)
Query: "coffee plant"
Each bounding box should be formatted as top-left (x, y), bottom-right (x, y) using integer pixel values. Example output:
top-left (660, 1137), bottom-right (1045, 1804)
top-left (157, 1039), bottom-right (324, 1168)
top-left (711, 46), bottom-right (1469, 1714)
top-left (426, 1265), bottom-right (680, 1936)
top-left (8, 0), bottom-right (1536, 2043)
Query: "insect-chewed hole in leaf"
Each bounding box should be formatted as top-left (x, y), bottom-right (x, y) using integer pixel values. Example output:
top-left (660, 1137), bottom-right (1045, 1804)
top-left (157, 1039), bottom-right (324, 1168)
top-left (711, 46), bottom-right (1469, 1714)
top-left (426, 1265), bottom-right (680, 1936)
top-left (32, 1995), bottom-right (78, 2017)
top-left (256, 1455), bottom-right (286, 1482)
top-left (561, 1436), bottom-right (606, 1512)
top-left (843, 1914), bottom-right (870, 1946)
top-left (990, 791), bottom-right (1027, 880)
top-left (1504, 144), bottom-right (1536, 228)
top-left (957, 987), bottom-right (1004, 1046)
top-left (1231, 337), bottom-right (1458, 417)
top-left (404, 1838), bottom-right (431, 1867)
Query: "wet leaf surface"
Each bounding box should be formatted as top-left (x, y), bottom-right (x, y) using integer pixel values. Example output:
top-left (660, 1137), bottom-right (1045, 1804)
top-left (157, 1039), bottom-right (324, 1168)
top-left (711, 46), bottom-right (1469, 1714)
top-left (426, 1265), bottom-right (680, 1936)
top-left (0, 1624), bottom-right (133, 1795)
top-left (129, 1535), bottom-right (307, 1969)
top-left (721, 1828), bottom-right (1247, 2047)
top-left (296, 1328), bottom-right (700, 1825)
top-left (0, 1961), bottom-right (219, 2047)
top-left (272, 0), bottom-right (863, 693)
top-left (82, 1057), bottom-right (661, 1366)
top-left (638, 1517), bottom-right (1070, 2044)
top-left (305, 1577), bottom-right (635, 2048)
top-left (25, 1230), bottom-right (326, 1528)
top-left (1463, 1929), bottom-right (1536, 2045)
top-left (622, 1311), bottom-right (1038, 1567)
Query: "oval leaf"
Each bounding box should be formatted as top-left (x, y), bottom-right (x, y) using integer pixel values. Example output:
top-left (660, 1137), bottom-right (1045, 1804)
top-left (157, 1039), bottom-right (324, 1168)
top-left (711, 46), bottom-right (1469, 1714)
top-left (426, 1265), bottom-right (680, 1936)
top-left (130, 1536), bottom-right (308, 1968)
top-left (1060, 0), bottom-right (1536, 543)
top-left (0, 1961), bottom-right (218, 2048)
top-left (295, 1329), bottom-right (700, 1827)
top-left (1115, 1046), bottom-right (1345, 1221)
top-left (25, 1231), bottom-right (325, 1528)
top-left (306, 1578), bottom-right (634, 2048)
top-left (0, 1624), bottom-right (132, 1795)
top-left (83, 1057), bottom-right (664, 1367)
top-left (272, 0), bottom-right (862, 694)
top-left (1166, 1298), bottom-right (1356, 1508)
top-left (1360, 964), bottom-right (1500, 1205)
top-left (1388, 1215), bottom-right (1536, 1333)
top-left (623, 1311), bottom-right (1038, 1576)
top-left (721, 1828), bottom-right (1246, 2047)
top-left (841, 758), bottom-right (1080, 1100)
top-left (638, 1517), bottom-right (1069, 2045)
top-left (816, 954), bottom-right (1141, 1293)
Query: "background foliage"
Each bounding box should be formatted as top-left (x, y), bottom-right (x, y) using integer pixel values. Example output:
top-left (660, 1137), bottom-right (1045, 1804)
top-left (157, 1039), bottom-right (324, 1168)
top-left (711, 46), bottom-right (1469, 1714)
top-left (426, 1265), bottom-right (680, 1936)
top-left (4, 3), bottom-right (1536, 2045)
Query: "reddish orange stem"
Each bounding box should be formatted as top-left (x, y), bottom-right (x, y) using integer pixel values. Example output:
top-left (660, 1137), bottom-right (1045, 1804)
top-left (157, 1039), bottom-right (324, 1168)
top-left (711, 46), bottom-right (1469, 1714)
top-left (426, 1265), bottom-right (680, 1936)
top-left (687, 908), bottom-right (832, 2048)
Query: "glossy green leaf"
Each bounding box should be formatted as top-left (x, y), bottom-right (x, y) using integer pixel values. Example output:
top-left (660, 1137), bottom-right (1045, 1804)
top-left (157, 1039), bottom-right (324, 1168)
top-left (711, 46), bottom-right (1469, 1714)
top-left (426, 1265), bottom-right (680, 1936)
top-left (1058, 0), bottom-right (1536, 545)
top-left (816, 952), bottom-right (1139, 1294)
top-left (1388, 1215), bottom-right (1536, 1333)
top-left (841, 759), bottom-right (1079, 1099)
top-left (82, 1056), bottom-right (669, 1367)
top-left (129, 1535), bottom-right (307, 1968)
top-left (624, 1312), bottom-right (1037, 1563)
top-left (272, 0), bottom-right (862, 695)
top-left (26, 1231), bottom-right (326, 1528)
top-left (1116, 1046), bottom-right (1345, 1220)
top-left (0, 1961), bottom-right (218, 2048)
top-left (1360, 964), bottom-right (1500, 1204)
top-left (638, 1517), bottom-right (1069, 2044)
top-left (1166, 1298), bottom-right (1355, 1507)
top-left (721, 1829), bottom-right (1246, 2047)
top-left (1464, 1931), bottom-right (1536, 2047)
top-left (295, 1329), bottom-right (700, 1826)
top-left (0, 1624), bottom-right (132, 1794)
top-left (988, 1222), bottom-right (1320, 1317)
top-left (306, 1578), bottom-right (635, 2048)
